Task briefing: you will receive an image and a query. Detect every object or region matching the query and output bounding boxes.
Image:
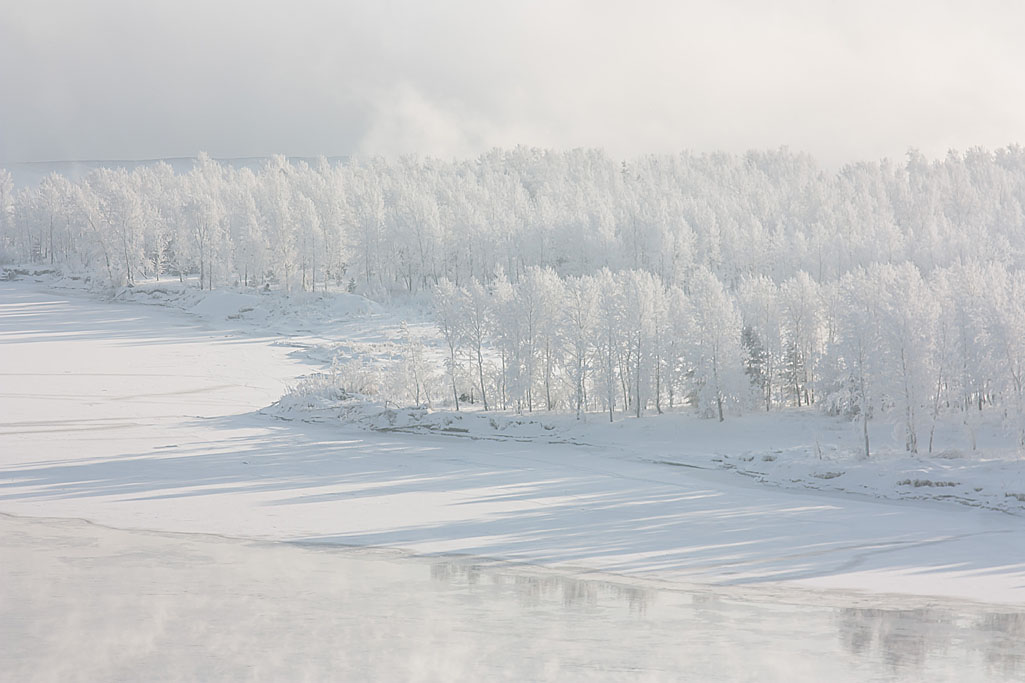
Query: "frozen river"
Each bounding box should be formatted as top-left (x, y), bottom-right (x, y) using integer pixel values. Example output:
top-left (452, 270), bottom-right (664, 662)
top-left (3, 513), bottom-right (1023, 682)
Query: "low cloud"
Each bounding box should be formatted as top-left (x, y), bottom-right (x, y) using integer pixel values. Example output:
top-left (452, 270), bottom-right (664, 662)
top-left (2, 1), bottom-right (1024, 165)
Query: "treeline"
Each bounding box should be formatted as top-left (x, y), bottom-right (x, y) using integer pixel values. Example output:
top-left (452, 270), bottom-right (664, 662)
top-left (415, 261), bottom-right (1025, 457)
top-left (4, 147), bottom-right (1025, 453)
top-left (3, 147), bottom-right (1025, 294)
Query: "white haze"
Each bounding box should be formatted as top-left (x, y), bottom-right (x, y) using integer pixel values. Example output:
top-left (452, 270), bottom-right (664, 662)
top-left (5, 514), bottom-right (1020, 682)
top-left (2, 0), bottom-right (1025, 165)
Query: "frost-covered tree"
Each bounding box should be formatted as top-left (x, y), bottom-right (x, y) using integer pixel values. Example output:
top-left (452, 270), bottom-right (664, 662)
top-left (462, 278), bottom-right (492, 411)
top-left (833, 268), bottom-right (883, 458)
top-left (925, 269), bottom-right (961, 453)
top-left (434, 278), bottom-right (463, 410)
top-left (664, 285), bottom-right (692, 410)
top-left (0, 169), bottom-right (14, 261)
top-left (779, 271), bottom-right (822, 407)
top-left (869, 263), bottom-right (939, 454)
top-left (737, 274), bottom-right (783, 411)
top-left (183, 158), bottom-right (228, 290)
top-left (524, 267), bottom-right (565, 411)
top-left (399, 321), bottom-right (434, 408)
top-left (561, 274), bottom-right (599, 418)
top-left (981, 265), bottom-right (1025, 450)
top-left (943, 262), bottom-right (995, 448)
top-left (595, 269), bottom-right (625, 421)
top-left (686, 267), bottom-right (743, 421)
top-left (621, 270), bottom-right (659, 417)
top-left (79, 169), bottom-right (154, 287)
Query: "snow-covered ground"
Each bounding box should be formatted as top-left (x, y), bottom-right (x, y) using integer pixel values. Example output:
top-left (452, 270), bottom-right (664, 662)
top-left (1, 275), bottom-right (1024, 611)
top-left (270, 396), bottom-right (1025, 516)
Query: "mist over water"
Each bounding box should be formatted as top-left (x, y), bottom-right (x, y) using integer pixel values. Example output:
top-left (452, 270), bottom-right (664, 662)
top-left (2, 513), bottom-right (1021, 682)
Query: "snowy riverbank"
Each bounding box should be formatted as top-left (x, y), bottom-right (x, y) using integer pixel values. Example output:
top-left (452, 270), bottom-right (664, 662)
top-left (1, 274), bottom-right (1024, 607)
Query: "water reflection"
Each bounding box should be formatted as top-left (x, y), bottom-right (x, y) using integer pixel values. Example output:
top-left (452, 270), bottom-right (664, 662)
top-left (980, 613), bottom-right (1025, 678)
top-left (3, 513), bottom-right (1022, 682)
top-left (837, 608), bottom-right (938, 672)
top-left (430, 560), bottom-right (650, 614)
top-left (835, 606), bottom-right (1023, 680)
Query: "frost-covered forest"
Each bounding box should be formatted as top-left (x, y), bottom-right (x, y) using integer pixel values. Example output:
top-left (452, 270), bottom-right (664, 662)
top-left (4, 147), bottom-right (1025, 455)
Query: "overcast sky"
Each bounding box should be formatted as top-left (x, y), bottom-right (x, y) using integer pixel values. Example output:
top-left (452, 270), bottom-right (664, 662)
top-left (2, 0), bottom-right (1025, 166)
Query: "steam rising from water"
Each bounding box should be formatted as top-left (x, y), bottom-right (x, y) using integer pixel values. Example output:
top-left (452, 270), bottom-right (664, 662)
top-left (3, 514), bottom-right (1021, 681)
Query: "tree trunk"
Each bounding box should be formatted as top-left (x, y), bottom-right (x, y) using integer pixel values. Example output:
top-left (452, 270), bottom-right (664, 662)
top-left (545, 341), bottom-right (553, 411)
top-left (449, 345), bottom-right (460, 411)
top-left (476, 344), bottom-right (488, 411)
top-left (859, 342), bottom-right (870, 459)
top-left (635, 334), bottom-right (642, 419)
top-left (713, 349), bottom-right (724, 422)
